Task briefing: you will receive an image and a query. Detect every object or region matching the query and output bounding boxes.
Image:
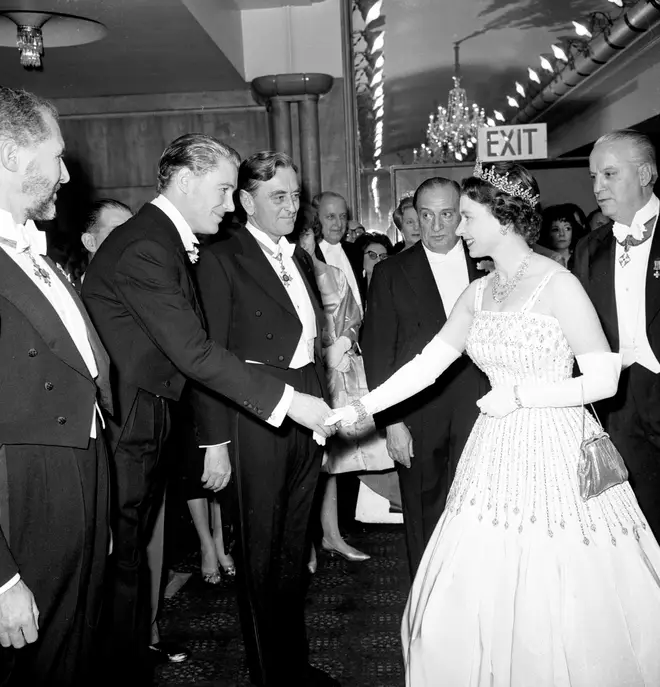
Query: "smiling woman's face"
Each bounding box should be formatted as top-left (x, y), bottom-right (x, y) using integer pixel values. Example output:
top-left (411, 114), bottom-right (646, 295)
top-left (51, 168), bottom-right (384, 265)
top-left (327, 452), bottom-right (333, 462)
top-left (456, 195), bottom-right (503, 258)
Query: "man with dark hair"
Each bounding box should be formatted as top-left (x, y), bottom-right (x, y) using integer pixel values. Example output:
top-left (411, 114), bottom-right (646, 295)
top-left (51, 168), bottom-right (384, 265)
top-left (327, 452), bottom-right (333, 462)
top-left (81, 135), bottom-right (335, 684)
top-left (0, 86), bottom-right (112, 685)
top-left (192, 150), bottom-right (338, 687)
top-left (81, 199), bottom-right (133, 260)
top-left (362, 176), bottom-right (486, 578)
top-left (574, 128), bottom-right (660, 537)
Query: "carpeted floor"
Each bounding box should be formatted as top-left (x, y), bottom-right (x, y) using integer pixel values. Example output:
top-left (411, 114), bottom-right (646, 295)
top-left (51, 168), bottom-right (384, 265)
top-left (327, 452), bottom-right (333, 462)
top-left (155, 524), bottom-right (409, 687)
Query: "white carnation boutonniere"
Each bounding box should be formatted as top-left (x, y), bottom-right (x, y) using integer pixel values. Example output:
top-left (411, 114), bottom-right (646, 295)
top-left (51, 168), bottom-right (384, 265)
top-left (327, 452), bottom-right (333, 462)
top-left (187, 245), bottom-right (199, 264)
top-left (476, 259), bottom-right (495, 273)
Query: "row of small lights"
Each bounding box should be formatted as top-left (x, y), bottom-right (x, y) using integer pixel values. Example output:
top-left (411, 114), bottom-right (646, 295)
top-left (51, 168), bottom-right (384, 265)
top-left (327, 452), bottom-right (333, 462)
top-left (500, 0), bottom-right (624, 114)
top-left (366, 0), bottom-right (385, 171)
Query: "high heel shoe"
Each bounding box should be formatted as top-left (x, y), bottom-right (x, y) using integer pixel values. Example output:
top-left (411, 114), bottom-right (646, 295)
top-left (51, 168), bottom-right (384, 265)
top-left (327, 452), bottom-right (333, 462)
top-left (321, 537), bottom-right (370, 562)
top-left (220, 561), bottom-right (236, 578)
top-left (202, 568), bottom-right (223, 585)
top-left (307, 545), bottom-right (318, 574)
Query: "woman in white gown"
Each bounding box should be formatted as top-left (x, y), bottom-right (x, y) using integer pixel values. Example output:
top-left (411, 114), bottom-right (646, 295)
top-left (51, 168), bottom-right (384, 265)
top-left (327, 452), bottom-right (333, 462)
top-left (329, 161), bottom-right (660, 686)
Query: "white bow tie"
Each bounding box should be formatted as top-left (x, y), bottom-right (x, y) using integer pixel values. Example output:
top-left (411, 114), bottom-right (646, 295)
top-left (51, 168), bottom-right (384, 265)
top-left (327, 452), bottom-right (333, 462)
top-left (14, 220), bottom-right (47, 255)
top-left (612, 220), bottom-right (646, 243)
top-left (275, 239), bottom-right (296, 259)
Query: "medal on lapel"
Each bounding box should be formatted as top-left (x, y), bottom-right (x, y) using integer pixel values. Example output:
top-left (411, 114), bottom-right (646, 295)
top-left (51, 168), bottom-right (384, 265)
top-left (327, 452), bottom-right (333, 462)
top-left (654, 259), bottom-right (660, 279)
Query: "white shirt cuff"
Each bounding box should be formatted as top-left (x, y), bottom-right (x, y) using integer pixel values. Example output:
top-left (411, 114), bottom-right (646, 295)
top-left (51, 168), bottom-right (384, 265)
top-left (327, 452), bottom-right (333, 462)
top-left (0, 573), bottom-right (20, 595)
top-left (267, 384), bottom-right (294, 427)
top-left (199, 441), bottom-right (231, 448)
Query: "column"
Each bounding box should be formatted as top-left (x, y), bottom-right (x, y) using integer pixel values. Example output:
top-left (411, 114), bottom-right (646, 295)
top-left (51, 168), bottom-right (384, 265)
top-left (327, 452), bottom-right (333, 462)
top-left (252, 73), bottom-right (334, 201)
top-left (298, 95), bottom-right (321, 200)
top-left (269, 97), bottom-right (293, 157)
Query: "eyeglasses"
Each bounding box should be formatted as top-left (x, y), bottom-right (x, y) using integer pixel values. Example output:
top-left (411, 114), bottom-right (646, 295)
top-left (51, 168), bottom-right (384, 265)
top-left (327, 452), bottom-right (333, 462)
top-left (365, 250), bottom-right (388, 262)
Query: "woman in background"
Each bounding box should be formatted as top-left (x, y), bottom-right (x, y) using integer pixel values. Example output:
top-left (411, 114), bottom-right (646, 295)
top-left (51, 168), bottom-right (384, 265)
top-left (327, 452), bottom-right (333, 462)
top-left (357, 232), bottom-right (394, 285)
top-left (538, 204), bottom-right (586, 270)
top-left (297, 223), bottom-right (393, 566)
top-left (392, 196), bottom-right (421, 253)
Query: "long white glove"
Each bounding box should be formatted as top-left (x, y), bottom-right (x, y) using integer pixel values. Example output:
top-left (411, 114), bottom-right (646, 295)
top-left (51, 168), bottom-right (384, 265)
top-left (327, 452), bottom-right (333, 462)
top-left (523, 351), bottom-right (621, 406)
top-left (326, 334), bottom-right (461, 426)
top-left (476, 351), bottom-right (621, 418)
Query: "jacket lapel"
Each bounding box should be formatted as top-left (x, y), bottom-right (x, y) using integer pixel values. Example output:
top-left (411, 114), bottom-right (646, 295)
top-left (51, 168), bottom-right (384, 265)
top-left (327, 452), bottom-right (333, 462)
top-left (400, 243), bottom-right (445, 325)
top-left (234, 230), bottom-right (298, 318)
top-left (293, 246), bottom-right (325, 358)
top-left (0, 249), bottom-right (90, 380)
top-left (645, 216), bottom-right (660, 328)
top-left (589, 224), bottom-right (619, 348)
top-left (43, 255), bottom-right (114, 415)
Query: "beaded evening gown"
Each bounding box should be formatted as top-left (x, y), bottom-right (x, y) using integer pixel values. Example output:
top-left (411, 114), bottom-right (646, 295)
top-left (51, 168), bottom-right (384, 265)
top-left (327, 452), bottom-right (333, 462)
top-left (402, 274), bottom-right (660, 687)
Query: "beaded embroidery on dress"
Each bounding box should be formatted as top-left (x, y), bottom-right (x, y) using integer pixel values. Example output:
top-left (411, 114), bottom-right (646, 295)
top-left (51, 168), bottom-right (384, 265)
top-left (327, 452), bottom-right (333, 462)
top-left (402, 270), bottom-right (660, 687)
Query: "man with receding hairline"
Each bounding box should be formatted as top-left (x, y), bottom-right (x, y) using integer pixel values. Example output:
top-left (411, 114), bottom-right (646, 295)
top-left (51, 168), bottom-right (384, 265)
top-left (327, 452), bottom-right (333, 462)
top-left (193, 150), bottom-right (338, 687)
top-left (574, 128), bottom-right (660, 537)
top-left (0, 86), bottom-right (112, 686)
top-left (362, 176), bottom-right (486, 578)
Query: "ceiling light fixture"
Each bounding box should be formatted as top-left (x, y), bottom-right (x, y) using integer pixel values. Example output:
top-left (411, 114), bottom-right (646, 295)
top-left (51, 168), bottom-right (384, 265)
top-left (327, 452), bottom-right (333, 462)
top-left (0, 11), bottom-right (106, 69)
top-left (413, 41), bottom-right (489, 164)
top-left (572, 21), bottom-right (592, 38)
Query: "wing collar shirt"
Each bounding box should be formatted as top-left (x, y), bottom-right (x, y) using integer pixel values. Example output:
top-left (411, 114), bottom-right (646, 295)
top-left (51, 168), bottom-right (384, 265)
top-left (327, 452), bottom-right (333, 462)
top-left (245, 222), bottom-right (317, 367)
top-left (613, 193), bottom-right (660, 372)
top-left (151, 194), bottom-right (199, 258)
top-left (149, 197), bottom-right (294, 429)
top-left (423, 239), bottom-right (470, 316)
top-left (0, 208), bottom-right (101, 594)
top-left (318, 239), bottom-right (364, 317)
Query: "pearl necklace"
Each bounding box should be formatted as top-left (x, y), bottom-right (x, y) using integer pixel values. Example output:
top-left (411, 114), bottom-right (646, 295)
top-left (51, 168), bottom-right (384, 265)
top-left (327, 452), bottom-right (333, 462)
top-left (491, 249), bottom-right (533, 303)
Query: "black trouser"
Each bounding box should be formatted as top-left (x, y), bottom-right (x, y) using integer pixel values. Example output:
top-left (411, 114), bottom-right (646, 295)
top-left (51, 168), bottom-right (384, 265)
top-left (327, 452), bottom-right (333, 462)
top-left (0, 432), bottom-right (109, 687)
top-left (600, 363), bottom-right (660, 538)
top-left (398, 368), bottom-right (482, 581)
top-left (231, 364), bottom-right (324, 687)
top-left (102, 389), bottom-right (171, 686)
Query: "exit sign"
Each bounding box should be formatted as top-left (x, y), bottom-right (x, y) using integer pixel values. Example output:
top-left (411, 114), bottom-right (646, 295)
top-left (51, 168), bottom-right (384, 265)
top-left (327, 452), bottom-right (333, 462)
top-left (477, 124), bottom-right (548, 162)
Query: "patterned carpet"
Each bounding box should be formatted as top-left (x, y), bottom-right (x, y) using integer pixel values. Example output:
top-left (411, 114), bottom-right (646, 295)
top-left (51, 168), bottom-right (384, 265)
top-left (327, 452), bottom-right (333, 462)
top-left (155, 524), bottom-right (409, 687)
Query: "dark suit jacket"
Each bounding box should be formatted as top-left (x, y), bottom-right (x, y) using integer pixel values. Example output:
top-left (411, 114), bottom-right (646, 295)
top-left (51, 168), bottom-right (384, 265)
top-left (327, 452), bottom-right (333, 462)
top-left (0, 250), bottom-right (112, 584)
top-left (362, 240), bottom-right (484, 428)
top-left (573, 219), bottom-right (660, 355)
top-left (314, 240), bottom-right (367, 308)
top-left (81, 202), bottom-right (285, 432)
top-left (192, 229), bottom-right (329, 445)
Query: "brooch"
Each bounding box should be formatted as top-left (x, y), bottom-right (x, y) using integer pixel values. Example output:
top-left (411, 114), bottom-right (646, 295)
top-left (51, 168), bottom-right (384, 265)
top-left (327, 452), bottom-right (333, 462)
top-left (654, 258), bottom-right (660, 279)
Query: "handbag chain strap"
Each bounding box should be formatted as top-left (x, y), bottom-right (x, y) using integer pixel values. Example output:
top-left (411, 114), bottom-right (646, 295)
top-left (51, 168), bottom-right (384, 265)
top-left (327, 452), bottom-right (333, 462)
top-left (581, 378), bottom-right (605, 443)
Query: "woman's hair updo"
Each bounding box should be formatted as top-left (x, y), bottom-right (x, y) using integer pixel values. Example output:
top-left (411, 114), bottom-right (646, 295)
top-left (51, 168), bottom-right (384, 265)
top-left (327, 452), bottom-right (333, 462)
top-left (461, 162), bottom-right (542, 245)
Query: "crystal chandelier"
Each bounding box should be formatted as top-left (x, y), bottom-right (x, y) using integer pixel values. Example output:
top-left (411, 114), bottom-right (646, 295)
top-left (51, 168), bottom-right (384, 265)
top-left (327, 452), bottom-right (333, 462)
top-left (414, 43), bottom-right (486, 164)
top-left (16, 25), bottom-right (43, 68)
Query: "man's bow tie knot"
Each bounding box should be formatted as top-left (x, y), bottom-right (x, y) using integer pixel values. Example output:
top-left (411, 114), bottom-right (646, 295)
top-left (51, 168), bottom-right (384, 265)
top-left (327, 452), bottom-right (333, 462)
top-left (613, 216), bottom-right (656, 249)
top-left (276, 239), bottom-right (296, 259)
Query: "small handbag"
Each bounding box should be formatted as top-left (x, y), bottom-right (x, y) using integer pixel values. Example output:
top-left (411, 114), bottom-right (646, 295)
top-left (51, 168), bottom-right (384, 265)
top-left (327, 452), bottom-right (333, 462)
top-left (577, 385), bottom-right (628, 501)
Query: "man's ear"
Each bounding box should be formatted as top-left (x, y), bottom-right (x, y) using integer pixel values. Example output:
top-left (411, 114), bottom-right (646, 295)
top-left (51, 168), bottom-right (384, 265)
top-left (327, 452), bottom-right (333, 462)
top-left (174, 167), bottom-right (193, 195)
top-left (0, 139), bottom-right (19, 173)
top-left (81, 232), bottom-right (96, 254)
top-left (638, 162), bottom-right (654, 188)
top-left (239, 189), bottom-right (254, 216)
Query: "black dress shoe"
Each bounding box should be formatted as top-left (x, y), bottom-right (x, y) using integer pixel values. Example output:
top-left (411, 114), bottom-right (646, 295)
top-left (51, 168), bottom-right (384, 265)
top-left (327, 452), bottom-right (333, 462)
top-left (303, 665), bottom-right (341, 687)
top-left (148, 641), bottom-right (190, 664)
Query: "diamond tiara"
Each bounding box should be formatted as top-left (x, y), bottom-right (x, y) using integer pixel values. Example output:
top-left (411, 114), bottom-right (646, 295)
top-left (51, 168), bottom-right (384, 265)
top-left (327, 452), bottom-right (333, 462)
top-left (472, 160), bottom-right (540, 208)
